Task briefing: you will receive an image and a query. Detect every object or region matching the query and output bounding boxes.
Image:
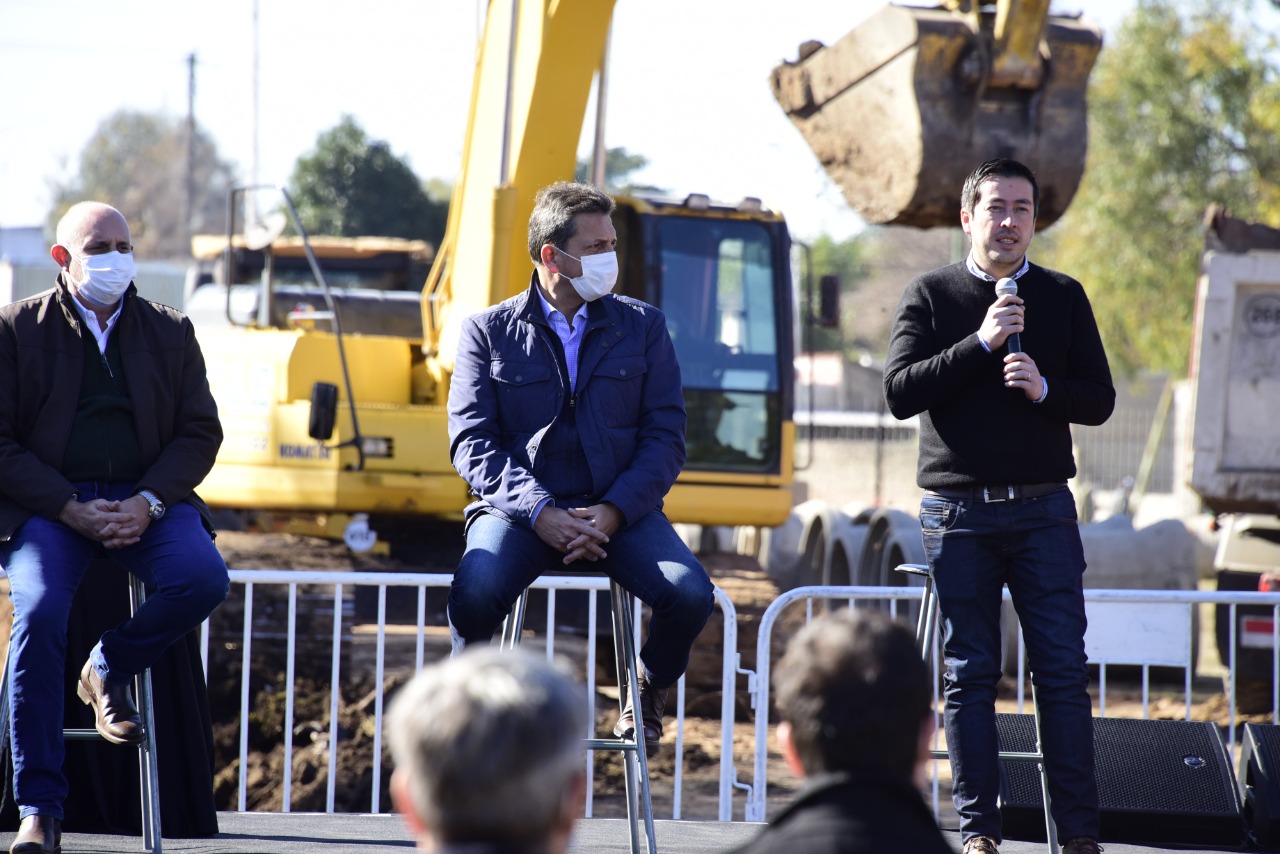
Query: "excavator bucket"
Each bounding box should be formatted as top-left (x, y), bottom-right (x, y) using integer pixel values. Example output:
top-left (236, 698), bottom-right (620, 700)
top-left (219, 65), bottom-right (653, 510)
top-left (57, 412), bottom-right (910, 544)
top-left (771, 3), bottom-right (1101, 229)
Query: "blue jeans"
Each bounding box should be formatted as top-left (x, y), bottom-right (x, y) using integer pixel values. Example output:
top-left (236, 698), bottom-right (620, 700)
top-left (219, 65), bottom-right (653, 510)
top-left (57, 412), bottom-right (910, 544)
top-left (0, 482), bottom-right (229, 820)
top-left (448, 509), bottom-right (714, 688)
top-left (920, 486), bottom-right (1098, 843)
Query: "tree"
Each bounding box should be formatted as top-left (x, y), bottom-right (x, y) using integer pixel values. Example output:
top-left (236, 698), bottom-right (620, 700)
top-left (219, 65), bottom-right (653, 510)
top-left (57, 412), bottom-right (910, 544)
top-left (1040, 0), bottom-right (1280, 374)
top-left (288, 116), bottom-right (447, 245)
top-left (49, 109), bottom-right (238, 259)
top-left (575, 146), bottom-right (663, 193)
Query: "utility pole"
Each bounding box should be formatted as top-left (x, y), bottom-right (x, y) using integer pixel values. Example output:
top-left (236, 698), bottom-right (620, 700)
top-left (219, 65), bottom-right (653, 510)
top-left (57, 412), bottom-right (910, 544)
top-left (590, 24), bottom-right (611, 188)
top-left (248, 0), bottom-right (261, 231)
top-left (186, 52), bottom-right (197, 252)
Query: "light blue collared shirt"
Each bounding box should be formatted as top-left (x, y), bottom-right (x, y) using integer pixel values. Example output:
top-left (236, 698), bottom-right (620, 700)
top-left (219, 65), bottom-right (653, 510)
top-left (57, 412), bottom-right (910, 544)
top-left (536, 289), bottom-right (589, 391)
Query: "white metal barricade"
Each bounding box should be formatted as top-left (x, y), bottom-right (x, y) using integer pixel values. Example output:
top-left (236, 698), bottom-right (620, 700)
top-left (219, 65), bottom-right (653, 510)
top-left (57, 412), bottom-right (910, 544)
top-left (205, 570), bottom-right (740, 819)
top-left (202, 570), bottom-right (1280, 824)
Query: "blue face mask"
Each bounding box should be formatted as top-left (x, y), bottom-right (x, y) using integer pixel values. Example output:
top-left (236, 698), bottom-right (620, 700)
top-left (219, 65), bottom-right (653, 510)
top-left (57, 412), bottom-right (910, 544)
top-left (557, 248), bottom-right (618, 302)
top-left (74, 250), bottom-right (136, 306)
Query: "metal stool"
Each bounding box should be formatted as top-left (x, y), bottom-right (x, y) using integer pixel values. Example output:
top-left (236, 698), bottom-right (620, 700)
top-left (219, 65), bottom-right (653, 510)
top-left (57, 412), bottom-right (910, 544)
top-left (2, 573), bottom-right (162, 853)
top-left (896, 563), bottom-right (1057, 852)
top-left (502, 579), bottom-right (657, 854)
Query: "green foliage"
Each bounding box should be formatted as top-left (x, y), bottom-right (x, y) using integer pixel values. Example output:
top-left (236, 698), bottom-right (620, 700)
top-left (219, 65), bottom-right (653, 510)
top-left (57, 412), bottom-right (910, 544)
top-left (801, 233), bottom-right (869, 352)
top-left (575, 146), bottom-right (662, 193)
top-left (288, 116), bottom-right (447, 245)
top-left (1041, 0), bottom-right (1280, 374)
top-left (49, 109), bottom-right (237, 259)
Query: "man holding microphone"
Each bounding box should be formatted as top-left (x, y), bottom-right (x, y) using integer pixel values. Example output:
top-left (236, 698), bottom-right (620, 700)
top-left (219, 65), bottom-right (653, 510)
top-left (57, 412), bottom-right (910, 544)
top-left (884, 158), bottom-right (1115, 854)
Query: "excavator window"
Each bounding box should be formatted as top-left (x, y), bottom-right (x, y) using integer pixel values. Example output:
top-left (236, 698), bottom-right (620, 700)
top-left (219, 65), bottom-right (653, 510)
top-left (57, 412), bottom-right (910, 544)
top-left (653, 216), bottom-right (783, 473)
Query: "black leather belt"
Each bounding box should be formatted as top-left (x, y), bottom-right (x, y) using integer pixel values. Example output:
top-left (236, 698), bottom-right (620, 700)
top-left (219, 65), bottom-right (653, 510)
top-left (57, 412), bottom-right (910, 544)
top-left (927, 482), bottom-right (1066, 503)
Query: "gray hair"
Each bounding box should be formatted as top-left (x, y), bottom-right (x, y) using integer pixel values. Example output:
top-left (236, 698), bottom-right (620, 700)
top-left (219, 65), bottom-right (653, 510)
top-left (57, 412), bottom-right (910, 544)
top-left (527, 181), bottom-right (615, 263)
top-left (387, 647), bottom-right (588, 846)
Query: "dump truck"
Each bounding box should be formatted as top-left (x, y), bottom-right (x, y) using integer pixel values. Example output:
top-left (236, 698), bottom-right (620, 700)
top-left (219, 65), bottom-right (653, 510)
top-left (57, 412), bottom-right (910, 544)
top-left (1189, 209), bottom-right (1280, 708)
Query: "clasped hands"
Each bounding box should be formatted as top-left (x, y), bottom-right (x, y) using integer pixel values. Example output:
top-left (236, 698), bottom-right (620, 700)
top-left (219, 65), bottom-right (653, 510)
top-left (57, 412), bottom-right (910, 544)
top-left (58, 495), bottom-right (151, 548)
top-left (533, 502), bottom-right (623, 565)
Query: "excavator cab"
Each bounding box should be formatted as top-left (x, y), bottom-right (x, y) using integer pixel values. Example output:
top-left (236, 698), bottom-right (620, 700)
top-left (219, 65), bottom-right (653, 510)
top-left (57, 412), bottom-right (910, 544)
top-left (771, 0), bottom-right (1101, 228)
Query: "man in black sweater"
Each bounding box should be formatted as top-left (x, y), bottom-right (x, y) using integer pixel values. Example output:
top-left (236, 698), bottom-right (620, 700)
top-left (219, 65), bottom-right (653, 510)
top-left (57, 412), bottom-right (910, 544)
top-left (884, 159), bottom-right (1114, 854)
top-left (728, 610), bottom-right (954, 854)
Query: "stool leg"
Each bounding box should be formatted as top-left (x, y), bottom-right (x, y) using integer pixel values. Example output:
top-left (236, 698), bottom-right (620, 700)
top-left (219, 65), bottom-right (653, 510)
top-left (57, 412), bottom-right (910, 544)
top-left (916, 575), bottom-right (937, 666)
top-left (609, 581), bottom-right (656, 854)
top-left (500, 589), bottom-right (530, 650)
top-left (128, 575), bottom-right (162, 853)
top-left (1030, 682), bottom-right (1058, 852)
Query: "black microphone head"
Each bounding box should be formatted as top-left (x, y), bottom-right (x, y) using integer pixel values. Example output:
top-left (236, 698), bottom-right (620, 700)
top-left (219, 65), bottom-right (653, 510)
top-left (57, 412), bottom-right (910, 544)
top-left (995, 277), bottom-right (1018, 298)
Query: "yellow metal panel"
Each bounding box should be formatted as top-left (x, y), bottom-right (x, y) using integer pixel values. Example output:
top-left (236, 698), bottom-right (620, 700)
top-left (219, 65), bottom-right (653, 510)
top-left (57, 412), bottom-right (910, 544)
top-left (663, 482), bottom-right (794, 528)
top-left (198, 462), bottom-right (469, 517)
top-left (202, 328), bottom-right (296, 466)
top-left (288, 333), bottom-right (414, 404)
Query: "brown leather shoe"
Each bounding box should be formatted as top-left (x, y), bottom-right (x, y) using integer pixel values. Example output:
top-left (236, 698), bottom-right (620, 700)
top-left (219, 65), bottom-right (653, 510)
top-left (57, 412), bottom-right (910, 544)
top-left (963, 837), bottom-right (1000, 854)
top-left (76, 659), bottom-right (144, 745)
top-left (10, 814), bottom-right (60, 854)
top-left (1061, 839), bottom-right (1103, 854)
top-left (612, 669), bottom-right (667, 758)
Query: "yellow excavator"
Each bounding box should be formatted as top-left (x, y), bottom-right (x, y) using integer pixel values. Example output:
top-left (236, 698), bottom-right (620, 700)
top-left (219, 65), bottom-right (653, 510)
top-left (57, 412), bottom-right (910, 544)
top-left (189, 0), bottom-right (1098, 549)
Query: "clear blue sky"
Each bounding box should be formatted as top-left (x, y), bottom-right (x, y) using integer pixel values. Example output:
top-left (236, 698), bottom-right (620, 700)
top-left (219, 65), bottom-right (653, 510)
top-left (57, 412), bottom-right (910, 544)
top-left (0, 0), bottom-right (1172, 242)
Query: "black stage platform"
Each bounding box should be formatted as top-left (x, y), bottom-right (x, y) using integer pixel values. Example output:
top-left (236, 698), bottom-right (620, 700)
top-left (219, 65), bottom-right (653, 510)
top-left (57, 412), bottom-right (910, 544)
top-left (8, 813), bottom-right (1259, 853)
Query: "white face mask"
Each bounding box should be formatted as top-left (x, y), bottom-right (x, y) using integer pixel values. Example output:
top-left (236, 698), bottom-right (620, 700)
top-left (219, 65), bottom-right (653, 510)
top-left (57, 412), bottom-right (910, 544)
top-left (557, 248), bottom-right (618, 302)
top-left (73, 250), bottom-right (136, 306)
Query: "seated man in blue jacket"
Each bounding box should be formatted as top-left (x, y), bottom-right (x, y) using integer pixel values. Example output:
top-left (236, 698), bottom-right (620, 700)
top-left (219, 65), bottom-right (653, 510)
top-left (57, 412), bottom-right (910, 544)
top-left (446, 181), bottom-right (714, 756)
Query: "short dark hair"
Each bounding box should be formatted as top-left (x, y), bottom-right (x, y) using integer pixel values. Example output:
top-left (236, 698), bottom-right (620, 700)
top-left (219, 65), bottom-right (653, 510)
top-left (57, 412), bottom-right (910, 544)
top-left (961, 158), bottom-right (1040, 216)
top-left (773, 609), bottom-right (931, 779)
top-left (527, 181), bottom-right (615, 263)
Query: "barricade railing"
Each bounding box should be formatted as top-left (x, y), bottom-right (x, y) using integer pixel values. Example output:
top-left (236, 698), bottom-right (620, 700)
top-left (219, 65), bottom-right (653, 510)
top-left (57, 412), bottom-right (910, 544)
top-left (203, 570), bottom-right (740, 820)
top-left (741, 584), bottom-right (1280, 824)
top-left (742, 585), bottom-right (923, 822)
top-left (201, 572), bottom-right (1280, 824)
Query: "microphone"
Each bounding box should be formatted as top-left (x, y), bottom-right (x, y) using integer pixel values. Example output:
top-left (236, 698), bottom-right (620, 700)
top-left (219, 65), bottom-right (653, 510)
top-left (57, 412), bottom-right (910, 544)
top-left (995, 277), bottom-right (1021, 354)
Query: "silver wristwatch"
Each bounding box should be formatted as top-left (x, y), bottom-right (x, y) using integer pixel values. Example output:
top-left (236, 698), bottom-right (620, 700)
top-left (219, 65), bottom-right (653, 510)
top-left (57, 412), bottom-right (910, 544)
top-left (138, 489), bottom-right (166, 520)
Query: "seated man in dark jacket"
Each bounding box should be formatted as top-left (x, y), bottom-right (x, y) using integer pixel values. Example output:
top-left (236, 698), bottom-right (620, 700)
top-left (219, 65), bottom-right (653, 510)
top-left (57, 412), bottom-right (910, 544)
top-left (446, 181), bottom-right (714, 756)
top-left (730, 609), bottom-right (956, 854)
top-left (0, 202), bottom-right (229, 854)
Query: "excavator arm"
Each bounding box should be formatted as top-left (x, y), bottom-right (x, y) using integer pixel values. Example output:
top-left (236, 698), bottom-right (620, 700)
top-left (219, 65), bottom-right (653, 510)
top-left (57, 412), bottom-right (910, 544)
top-left (421, 0), bottom-right (616, 377)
